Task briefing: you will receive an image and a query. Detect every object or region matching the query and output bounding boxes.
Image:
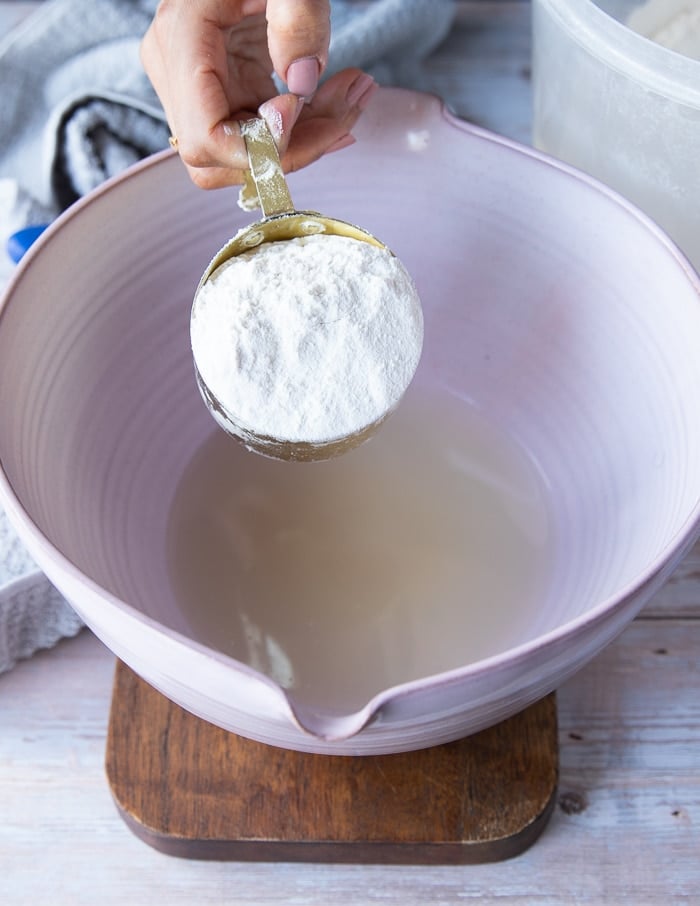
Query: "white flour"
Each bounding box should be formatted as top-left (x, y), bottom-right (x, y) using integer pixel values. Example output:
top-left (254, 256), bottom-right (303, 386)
top-left (191, 234), bottom-right (424, 445)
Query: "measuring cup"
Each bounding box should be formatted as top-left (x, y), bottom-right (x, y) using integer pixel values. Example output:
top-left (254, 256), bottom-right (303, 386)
top-left (192, 118), bottom-right (409, 463)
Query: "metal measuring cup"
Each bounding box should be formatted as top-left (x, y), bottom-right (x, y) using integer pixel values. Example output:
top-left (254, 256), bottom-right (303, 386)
top-left (191, 118), bottom-right (405, 463)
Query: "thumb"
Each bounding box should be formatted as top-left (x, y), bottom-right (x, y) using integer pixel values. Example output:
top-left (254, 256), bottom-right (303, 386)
top-left (266, 0), bottom-right (331, 96)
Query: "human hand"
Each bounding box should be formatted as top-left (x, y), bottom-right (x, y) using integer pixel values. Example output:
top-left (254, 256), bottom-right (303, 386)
top-left (141, 0), bottom-right (377, 189)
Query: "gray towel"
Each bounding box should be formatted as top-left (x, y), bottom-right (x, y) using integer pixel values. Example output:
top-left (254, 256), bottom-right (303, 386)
top-left (0, 0), bottom-right (455, 674)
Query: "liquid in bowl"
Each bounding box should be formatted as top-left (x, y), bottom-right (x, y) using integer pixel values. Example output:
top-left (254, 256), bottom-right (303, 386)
top-left (167, 389), bottom-right (553, 716)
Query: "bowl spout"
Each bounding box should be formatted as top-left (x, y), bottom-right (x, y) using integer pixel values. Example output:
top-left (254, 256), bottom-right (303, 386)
top-left (285, 694), bottom-right (379, 742)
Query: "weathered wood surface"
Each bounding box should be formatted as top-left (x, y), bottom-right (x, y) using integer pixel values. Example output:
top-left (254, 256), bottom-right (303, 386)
top-left (1, 2), bottom-right (699, 902)
top-left (105, 663), bottom-right (557, 864)
top-left (1, 608), bottom-right (698, 904)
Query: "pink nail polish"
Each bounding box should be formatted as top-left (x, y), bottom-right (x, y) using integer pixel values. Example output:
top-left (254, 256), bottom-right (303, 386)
top-left (286, 57), bottom-right (320, 97)
top-left (355, 80), bottom-right (378, 112)
top-left (259, 102), bottom-right (284, 146)
top-left (291, 95), bottom-right (305, 123)
top-left (326, 134), bottom-right (356, 154)
top-left (346, 73), bottom-right (376, 109)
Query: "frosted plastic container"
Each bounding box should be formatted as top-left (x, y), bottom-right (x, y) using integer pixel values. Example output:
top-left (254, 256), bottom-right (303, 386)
top-left (532, 0), bottom-right (700, 270)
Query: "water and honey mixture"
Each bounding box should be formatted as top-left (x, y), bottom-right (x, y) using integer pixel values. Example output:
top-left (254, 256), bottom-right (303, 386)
top-left (167, 390), bottom-right (552, 714)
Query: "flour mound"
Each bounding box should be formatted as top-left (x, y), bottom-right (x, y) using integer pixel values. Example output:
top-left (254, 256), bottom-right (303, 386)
top-left (191, 234), bottom-right (424, 445)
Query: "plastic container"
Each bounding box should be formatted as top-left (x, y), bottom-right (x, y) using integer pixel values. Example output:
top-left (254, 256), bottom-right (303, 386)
top-left (532, 0), bottom-right (700, 270)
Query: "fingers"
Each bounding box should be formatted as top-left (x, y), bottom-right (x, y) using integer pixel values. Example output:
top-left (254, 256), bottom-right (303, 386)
top-left (281, 69), bottom-right (377, 175)
top-left (182, 94), bottom-right (305, 191)
top-left (266, 0), bottom-right (331, 95)
top-left (141, 1), bottom-right (265, 173)
top-left (258, 94), bottom-right (306, 151)
top-left (141, 1), bottom-right (373, 192)
top-left (183, 69), bottom-right (377, 191)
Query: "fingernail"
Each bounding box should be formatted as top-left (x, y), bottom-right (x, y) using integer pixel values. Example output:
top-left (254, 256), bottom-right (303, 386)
top-left (286, 56), bottom-right (320, 97)
top-left (346, 73), bottom-right (377, 110)
top-left (258, 97), bottom-right (304, 149)
top-left (221, 120), bottom-right (250, 168)
top-left (258, 102), bottom-right (284, 146)
top-left (293, 94), bottom-right (305, 121)
top-left (285, 95), bottom-right (305, 127)
top-left (326, 134), bottom-right (356, 154)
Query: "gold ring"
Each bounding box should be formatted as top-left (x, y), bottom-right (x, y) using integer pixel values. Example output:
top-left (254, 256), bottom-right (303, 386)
top-left (168, 135), bottom-right (179, 149)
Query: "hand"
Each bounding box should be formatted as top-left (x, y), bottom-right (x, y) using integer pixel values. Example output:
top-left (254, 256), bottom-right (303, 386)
top-left (141, 0), bottom-right (377, 189)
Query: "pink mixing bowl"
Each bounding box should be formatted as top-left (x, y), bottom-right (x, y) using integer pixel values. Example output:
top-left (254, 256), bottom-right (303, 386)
top-left (1, 88), bottom-right (699, 754)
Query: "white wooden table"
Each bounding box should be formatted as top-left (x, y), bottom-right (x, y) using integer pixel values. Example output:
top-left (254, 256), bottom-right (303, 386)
top-left (1, 4), bottom-right (699, 903)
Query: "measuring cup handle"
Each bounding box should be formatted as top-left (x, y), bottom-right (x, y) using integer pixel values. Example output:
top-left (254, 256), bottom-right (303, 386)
top-left (240, 119), bottom-right (295, 219)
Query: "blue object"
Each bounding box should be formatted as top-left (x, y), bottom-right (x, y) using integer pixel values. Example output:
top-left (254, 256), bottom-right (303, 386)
top-left (6, 224), bottom-right (50, 263)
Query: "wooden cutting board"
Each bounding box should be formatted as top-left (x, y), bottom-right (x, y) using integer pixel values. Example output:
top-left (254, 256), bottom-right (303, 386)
top-left (105, 661), bottom-right (558, 864)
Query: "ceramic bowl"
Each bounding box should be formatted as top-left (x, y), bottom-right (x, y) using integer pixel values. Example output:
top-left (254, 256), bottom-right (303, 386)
top-left (1, 88), bottom-right (699, 755)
